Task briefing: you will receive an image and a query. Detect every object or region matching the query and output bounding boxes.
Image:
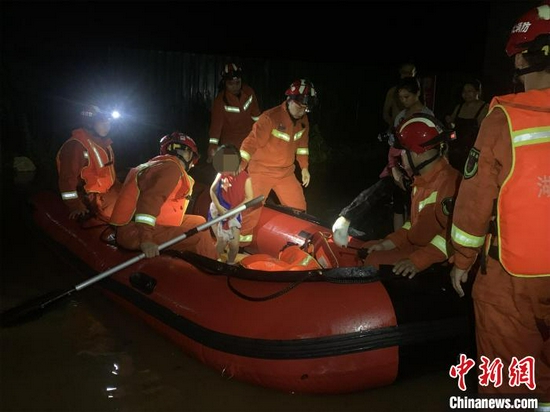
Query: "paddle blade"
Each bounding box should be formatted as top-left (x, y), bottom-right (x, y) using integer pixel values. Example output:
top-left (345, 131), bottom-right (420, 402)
top-left (0, 287), bottom-right (75, 328)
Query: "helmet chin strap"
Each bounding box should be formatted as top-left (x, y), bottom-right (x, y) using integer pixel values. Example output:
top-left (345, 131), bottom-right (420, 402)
top-left (513, 62), bottom-right (547, 82)
top-left (178, 157), bottom-right (193, 172)
top-left (406, 150), bottom-right (440, 177)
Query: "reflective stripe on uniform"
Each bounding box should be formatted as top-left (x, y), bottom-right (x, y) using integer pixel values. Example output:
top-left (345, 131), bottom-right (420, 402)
top-left (418, 191), bottom-right (437, 213)
top-left (298, 254), bottom-right (316, 266)
top-left (272, 129), bottom-right (290, 142)
top-left (224, 105), bottom-right (240, 113)
top-left (430, 234), bottom-right (448, 257)
top-left (209, 138), bottom-right (219, 145)
top-left (88, 140), bottom-right (105, 167)
top-left (451, 224), bottom-right (485, 247)
top-left (243, 96), bottom-right (253, 111)
top-left (135, 214), bottom-right (156, 226)
top-left (402, 221), bottom-right (412, 230)
top-left (296, 148), bottom-right (309, 155)
top-left (251, 116), bottom-right (260, 122)
top-left (294, 130), bottom-right (305, 141)
top-left (512, 130), bottom-right (550, 147)
top-left (535, 402), bottom-right (550, 412)
top-left (240, 234), bottom-right (253, 242)
top-left (61, 191), bottom-right (78, 200)
top-left (240, 150), bottom-right (251, 162)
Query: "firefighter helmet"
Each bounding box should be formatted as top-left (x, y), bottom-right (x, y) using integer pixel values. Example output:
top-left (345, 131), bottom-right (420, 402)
top-left (80, 105), bottom-right (109, 125)
top-left (285, 79), bottom-right (317, 106)
top-left (505, 2), bottom-right (550, 56)
top-left (159, 132), bottom-right (200, 165)
top-left (221, 63), bottom-right (242, 80)
top-left (396, 113), bottom-right (455, 154)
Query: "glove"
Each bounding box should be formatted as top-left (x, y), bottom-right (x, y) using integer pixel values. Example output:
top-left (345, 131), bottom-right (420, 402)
top-left (332, 216), bottom-right (350, 247)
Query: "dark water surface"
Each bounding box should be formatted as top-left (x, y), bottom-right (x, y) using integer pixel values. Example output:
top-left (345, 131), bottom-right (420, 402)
top-left (1, 158), bottom-right (468, 412)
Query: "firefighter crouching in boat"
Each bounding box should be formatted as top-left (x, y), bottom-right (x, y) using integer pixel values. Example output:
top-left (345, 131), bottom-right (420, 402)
top-left (110, 132), bottom-right (217, 259)
top-left (56, 105), bottom-right (122, 221)
top-left (238, 79), bottom-right (317, 247)
top-left (360, 114), bottom-right (462, 279)
top-left (449, 2), bottom-right (550, 405)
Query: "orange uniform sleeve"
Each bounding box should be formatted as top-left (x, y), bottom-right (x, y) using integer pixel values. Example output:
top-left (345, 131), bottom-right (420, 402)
top-left (387, 166), bottom-right (460, 271)
top-left (296, 122), bottom-right (310, 171)
top-left (57, 140), bottom-right (88, 211)
top-left (386, 201), bottom-right (448, 271)
top-left (249, 89), bottom-right (261, 118)
top-left (451, 109), bottom-right (509, 270)
top-left (208, 94), bottom-right (225, 154)
top-left (135, 162), bottom-right (185, 243)
top-left (239, 113), bottom-right (272, 162)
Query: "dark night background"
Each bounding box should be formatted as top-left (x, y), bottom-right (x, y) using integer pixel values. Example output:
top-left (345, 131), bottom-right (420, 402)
top-left (0, 3), bottom-right (544, 410)
top-left (0, 1), bottom-right (541, 217)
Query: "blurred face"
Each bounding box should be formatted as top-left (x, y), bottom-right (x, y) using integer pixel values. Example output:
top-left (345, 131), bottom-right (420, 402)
top-left (288, 99), bottom-right (308, 119)
top-left (461, 84), bottom-right (479, 102)
top-left (225, 78), bottom-right (242, 95)
top-left (93, 119), bottom-right (111, 137)
top-left (398, 89), bottom-right (420, 108)
top-left (213, 151), bottom-right (240, 174)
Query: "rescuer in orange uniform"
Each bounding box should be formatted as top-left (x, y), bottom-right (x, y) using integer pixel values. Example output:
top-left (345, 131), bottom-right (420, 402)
top-left (450, 3), bottom-right (550, 405)
top-left (238, 79), bottom-right (317, 246)
top-left (110, 132), bottom-right (217, 259)
top-left (361, 113), bottom-right (461, 279)
top-left (56, 105), bottom-right (122, 221)
top-left (207, 63), bottom-right (261, 162)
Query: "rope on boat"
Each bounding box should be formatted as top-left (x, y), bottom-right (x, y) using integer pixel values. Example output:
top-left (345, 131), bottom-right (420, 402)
top-left (226, 270), bottom-right (317, 302)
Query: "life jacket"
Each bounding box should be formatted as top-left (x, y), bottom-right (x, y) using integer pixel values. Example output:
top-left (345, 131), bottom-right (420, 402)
top-left (110, 155), bottom-right (194, 227)
top-left (491, 90), bottom-right (550, 277)
top-left (240, 244), bottom-right (322, 271)
top-left (56, 128), bottom-right (116, 194)
top-left (239, 230), bottom-right (343, 272)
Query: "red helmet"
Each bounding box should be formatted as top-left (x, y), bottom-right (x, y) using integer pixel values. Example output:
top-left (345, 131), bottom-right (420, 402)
top-left (285, 79), bottom-right (317, 105)
top-left (396, 114), bottom-right (454, 154)
top-left (505, 2), bottom-right (550, 56)
top-left (221, 63), bottom-right (242, 80)
top-left (159, 132), bottom-right (200, 165)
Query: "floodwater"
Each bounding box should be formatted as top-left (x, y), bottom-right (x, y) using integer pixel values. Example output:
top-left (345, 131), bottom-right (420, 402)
top-left (0, 154), bottom-right (473, 412)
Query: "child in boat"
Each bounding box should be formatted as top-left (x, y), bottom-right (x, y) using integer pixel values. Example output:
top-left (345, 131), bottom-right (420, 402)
top-left (209, 144), bottom-right (253, 265)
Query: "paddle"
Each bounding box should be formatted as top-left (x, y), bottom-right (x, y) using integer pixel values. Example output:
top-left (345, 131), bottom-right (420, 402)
top-left (1, 195), bottom-right (264, 327)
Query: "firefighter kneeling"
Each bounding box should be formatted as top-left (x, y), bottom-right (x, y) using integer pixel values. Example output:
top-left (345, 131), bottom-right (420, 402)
top-left (360, 113), bottom-right (462, 279)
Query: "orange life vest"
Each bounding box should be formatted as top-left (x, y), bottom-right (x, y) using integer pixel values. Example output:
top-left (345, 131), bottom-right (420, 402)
top-left (110, 155), bottom-right (194, 227)
top-left (491, 90), bottom-right (550, 277)
top-left (240, 245), bottom-right (322, 271)
top-left (56, 128), bottom-right (116, 193)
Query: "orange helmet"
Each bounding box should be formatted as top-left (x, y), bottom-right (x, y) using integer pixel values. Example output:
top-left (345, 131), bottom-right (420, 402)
top-left (505, 2), bottom-right (550, 56)
top-left (285, 79), bottom-right (317, 106)
top-left (221, 63), bottom-right (242, 80)
top-left (396, 114), bottom-right (455, 154)
top-left (159, 132), bottom-right (200, 165)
